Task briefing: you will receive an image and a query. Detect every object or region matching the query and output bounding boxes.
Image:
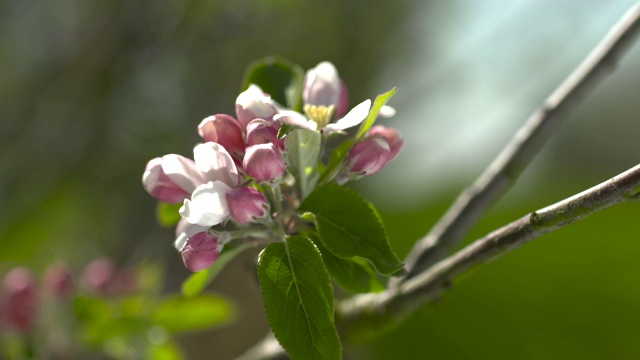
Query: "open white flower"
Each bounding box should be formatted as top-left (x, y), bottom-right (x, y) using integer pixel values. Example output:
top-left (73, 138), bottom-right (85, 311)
top-left (179, 180), bottom-right (233, 227)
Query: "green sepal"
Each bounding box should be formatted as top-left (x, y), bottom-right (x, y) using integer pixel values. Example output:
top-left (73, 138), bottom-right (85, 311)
top-left (355, 87), bottom-right (397, 141)
top-left (285, 129), bottom-right (322, 199)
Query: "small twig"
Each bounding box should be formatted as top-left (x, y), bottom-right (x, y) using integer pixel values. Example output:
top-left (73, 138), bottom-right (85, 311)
top-left (244, 164), bottom-right (640, 359)
top-left (398, 2), bottom-right (640, 282)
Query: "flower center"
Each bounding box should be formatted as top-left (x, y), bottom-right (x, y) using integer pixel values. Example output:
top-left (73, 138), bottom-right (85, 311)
top-left (304, 104), bottom-right (335, 129)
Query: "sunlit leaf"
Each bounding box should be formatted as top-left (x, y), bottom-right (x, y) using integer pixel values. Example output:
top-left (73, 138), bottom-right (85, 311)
top-left (258, 236), bottom-right (341, 360)
top-left (314, 240), bottom-right (386, 294)
top-left (300, 184), bottom-right (403, 275)
top-left (355, 87), bottom-right (397, 141)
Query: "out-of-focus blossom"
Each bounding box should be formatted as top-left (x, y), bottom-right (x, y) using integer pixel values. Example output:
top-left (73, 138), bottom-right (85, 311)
top-left (226, 187), bottom-right (270, 224)
top-left (108, 268), bottom-right (138, 296)
top-left (346, 137), bottom-right (392, 176)
top-left (181, 232), bottom-right (221, 272)
top-left (243, 143), bottom-right (286, 182)
top-left (80, 258), bottom-right (138, 296)
top-left (2, 268), bottom-right (38, 331)
top-left (43, 263), bottom-right (74, 300)
top-left (81, 258), bottom-right (116, 295)
top-left (236, 85), bottom-right (278, 128)
top-left (198, 114), bottom-right (245, 157)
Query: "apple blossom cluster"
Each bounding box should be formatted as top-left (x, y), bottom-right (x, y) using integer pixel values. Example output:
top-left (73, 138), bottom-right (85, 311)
top-left (142, 61), bottom-right (403, 272)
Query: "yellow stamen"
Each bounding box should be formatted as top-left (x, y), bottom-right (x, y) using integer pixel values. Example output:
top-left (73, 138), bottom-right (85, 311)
top-left (304, 104), bottom-right (335, 129)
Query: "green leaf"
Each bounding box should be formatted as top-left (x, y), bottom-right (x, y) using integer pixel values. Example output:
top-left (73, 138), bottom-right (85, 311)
top-left (355, 87), bottom-right (397, 141)
top-left (146, 341), bottom-right (185, 360)
top-left (156, 202), bottom-right (182, 228)
top-left (181, 244), bottom-right (252, 297)
top-left (258, 236), bottom-right (341, 360)
top-left (285, 129), bottom-right (322, 199)
top-left (242, 56), bottom-right (304, 111)
top-left (300, 184), bottom-right (403, 275)
top-left (153, 294), bottom-right (235, 333)
top-left (73, 296), bottom-right (150, 345)
top-left (314, 241), bottom-right (385, 294)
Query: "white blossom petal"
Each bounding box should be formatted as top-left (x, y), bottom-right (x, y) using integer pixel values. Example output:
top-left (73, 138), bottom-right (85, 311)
top-left (303, 61), bottom-right (341, 107)
top-left (236, 84), bottom-right (277, 126)
top-left (325, 99), bottom-right (371, 131)
top-left (161, 154), bottom-right (206, 193)
top-left (379, 105), bottom-right (396, 118)
top-left (193, 142), bottom-right (240, 187)
top-left (179, 181), bottom-right (232, 226)
top-left (174, 233), bottom-right (189, 252)
top-left (273, 112), bottom-right (318, 131)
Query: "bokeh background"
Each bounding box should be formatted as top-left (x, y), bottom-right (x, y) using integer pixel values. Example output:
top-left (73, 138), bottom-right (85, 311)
top-left (2, 0), bottom-right (640, 359)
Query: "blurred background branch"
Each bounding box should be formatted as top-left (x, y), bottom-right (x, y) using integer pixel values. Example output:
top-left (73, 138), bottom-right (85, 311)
top-left (240, 162), bottom-right (640, 359)
top-left (399, 1), bottom-right (640, 282)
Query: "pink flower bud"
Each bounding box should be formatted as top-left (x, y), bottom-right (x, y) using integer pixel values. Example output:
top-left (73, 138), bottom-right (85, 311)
top-left (81, 257), bottom-right (115, 295)
top-left (243, 143), bottom-right (286, 182)
top-left (336, 80), bottom-right (349, 119)
top-left (181, 232), bottom-right (221, 272)
top-left (43, 263), bottom-right (74, 300)
top-left (347, 137), bottom-right (391, 176)
top-left (366, 125), bottom-right (404, 160)
top-left (2, 267), bottom-right (37, 331)
top-left (198, 114), bottom-right (245, 157)
top-left (142, 156), bottom-right (200, 204)
top-left (226, 187), bottom-right (270, 224)
top-left (246, 119), bottom-right (284, 150)
top-left (236, 85), bottom-right (277, 129)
